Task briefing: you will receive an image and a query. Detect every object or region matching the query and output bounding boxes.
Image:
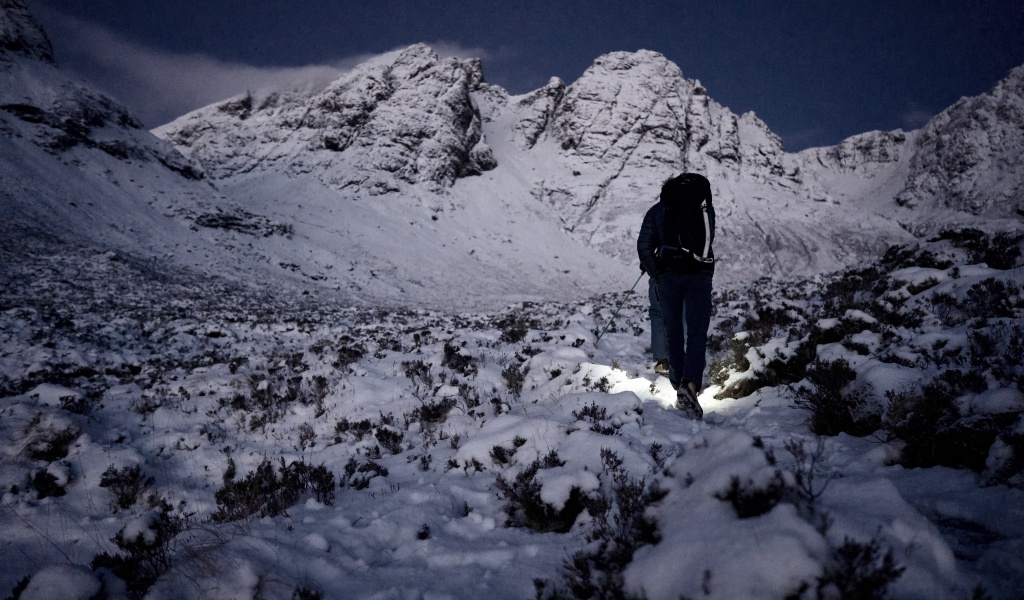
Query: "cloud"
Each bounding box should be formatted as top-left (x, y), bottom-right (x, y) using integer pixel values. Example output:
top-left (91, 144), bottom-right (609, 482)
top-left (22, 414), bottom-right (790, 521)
top-left (900, 105), bottom-right (936, 131)
top-left (36, 12), bottom-right (368, 127)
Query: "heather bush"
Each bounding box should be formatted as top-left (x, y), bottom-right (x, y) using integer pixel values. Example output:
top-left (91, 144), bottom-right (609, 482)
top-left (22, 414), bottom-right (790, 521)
top-left (212, 457), bottom-right (335, 522)
top-left (816, 536), bottom-right (905, 600)
top-left (25, 414), bottom-right (79, 462)
top-left (502, 360), bottom-right (529, 400)
top-left (495, 451), bottom-right (582, 533)
top-left (884, 370), bottom-right (1014, 471)
top-left (539, 449), bottom-right (665, 600)
top-left (340, 457), bottom-right (389, 490)
top-left (793, 359), bottom-right (880, 437)
top-left (100, 464), bottom-right (155, 510)
top-left (91, 498), bottom-right (185, 599)
top-left (442, 341), bottom-right (478, 377)
top-left (573, 401), bottom-right (617, 435)
top-left (716, 470), bottom-right (786, 519)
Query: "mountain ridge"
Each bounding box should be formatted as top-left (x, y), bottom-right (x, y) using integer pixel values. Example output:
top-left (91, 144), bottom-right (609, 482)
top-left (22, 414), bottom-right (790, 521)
top-left (3, 0), bottom-right (1022, 310)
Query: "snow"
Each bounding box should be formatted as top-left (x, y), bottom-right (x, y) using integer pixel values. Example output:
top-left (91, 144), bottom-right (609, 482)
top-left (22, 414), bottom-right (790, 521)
top-left (3, 3), bottom-right (1024, 598)
top-left (2, 241), bottom-right (1022, 599)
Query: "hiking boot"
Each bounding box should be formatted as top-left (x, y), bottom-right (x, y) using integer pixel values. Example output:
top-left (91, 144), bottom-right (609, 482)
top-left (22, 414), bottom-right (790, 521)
top-left (654, 359), bottom-right (670, 376)
top-left (675, 382), bottom-right (703, 420)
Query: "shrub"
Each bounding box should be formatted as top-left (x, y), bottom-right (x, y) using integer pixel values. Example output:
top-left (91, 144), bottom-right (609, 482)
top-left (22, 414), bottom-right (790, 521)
top-left (212, 457), bottom-right (335, 522)
top-left (816, 536), bottom-right (905, 600)
top-left (573, 401), bottom-right (616, 435)
top-left (442, 342), bottom-right (478, 377)
top-left (375, 427), bottom-right (404, 455)
top-left (540, 449), bottom-right (665, 600)
top-left (782, 437), bottom-right (837, 517)
top-left (495, 452), bottom-right (582, 533)
top-left (495, 311), bottom-right (531, 344)
top-left (25, 415), bottom-right (79, 462)
top-left (965, 278), bottom-right (1019, 319)
top-left (409, 397), bottom-right (458, 425)
top-left (793, 359), bottom-right (879, 437)
top-left (502, 361), bottom-right (529, 400)
top-left (933, 228), bottom-right (1023, 270)
top-left (29, 469), bottom-right (65, 499)
top-left (91, 498), bottom-right (185, 599)
top-left (716, 472), bottom-right (786, 519)
top-left (333, 340), bottom-right (366, 371)
top-left (99, 464), bottom-right (155, 510)
top-left (340, 457), bottom-right (389, 490)
top-left (402, 359), bottom-right (434, 388)
top-left (884, 370), bottom-right (1011, 471)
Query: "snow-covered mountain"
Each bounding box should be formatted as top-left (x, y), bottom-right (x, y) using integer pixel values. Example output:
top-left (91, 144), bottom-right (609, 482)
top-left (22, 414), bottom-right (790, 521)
top-left (156, 44), bottom-right (1024, 297)
top-left (5, 0), bottom-right (1024, 309)
top-left (0, 0), bottom-right (316, 300)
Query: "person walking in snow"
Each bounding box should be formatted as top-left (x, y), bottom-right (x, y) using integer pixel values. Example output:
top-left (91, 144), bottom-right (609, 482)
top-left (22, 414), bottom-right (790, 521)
top-left (637, 173), bottom-right (716, 419)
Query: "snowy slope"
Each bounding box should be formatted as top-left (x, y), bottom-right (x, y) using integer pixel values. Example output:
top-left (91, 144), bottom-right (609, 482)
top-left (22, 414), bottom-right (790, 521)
top-left (2, 228), bottom-right (1022, 600)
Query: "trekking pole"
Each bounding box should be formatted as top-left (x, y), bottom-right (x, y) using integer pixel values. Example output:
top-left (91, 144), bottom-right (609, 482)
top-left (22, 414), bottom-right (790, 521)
top-left (595, 271), bottom-right (645, 348)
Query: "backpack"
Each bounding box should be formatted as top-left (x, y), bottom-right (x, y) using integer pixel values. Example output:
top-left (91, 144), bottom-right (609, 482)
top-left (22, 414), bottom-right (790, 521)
top-left (656, 173), bottom-right (714, 272)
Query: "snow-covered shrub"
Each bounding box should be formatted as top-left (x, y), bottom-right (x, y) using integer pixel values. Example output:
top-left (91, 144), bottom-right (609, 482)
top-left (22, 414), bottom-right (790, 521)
top-left (501, 360), bottom-right (529, 400)
top-left (965, 278), bottom-right (1020, 320)
top-left (340, 457), bottom-right (389, 490)
top-left (332, 340), bottom-right (366, 371)
top-left (880, 244), bottom-right (953, 271)
top-left (212, 457), bottom-right (335, 522)
top-left (707, 335), bottom-right (751, 389)
top-left (495, 310), bottom-right (532, 344)
top-left (25, 413), bottom-right (79, 462)
top-left (815, 535), bottom-right (905, 600)
top-left (291, 586), bottom-right (323, 600)
top-left (99, 464), bottom-right (155, 510)
top-left (334, 416), bottom-right (374, 442)
top-left (58, 392), bottom-right (94, 415)
top-left (374, 426), bottom-right (404, 454)
top-left (495, 451), bottom-right (583, 533)
top-left (716, 471), bottom-right (787, 519)
top-left (539, 449), bottom-right (665, 600)
top-left (402, 359), bottom-right (434, 388)
top-left (28, 468), bottom-right (66, 499)
top-left (782, 437), bottom-right (838, 518)
top-left (931, 227), bottom-right (1024, 270)
top-left (793, 358), bottom-right (880, 437)
top-left (91, 498), bottom-right (185, 599)
top-left (883, 370), bottom-right (1014, 471)
top-left (407, 397), bottom-right (458, 426)
top-left (984, 417), bottom-right (1024, 488)
top-left (572, 401), bottom-right (617, 435)
top-left (442, 341), bottom-right (478, 377)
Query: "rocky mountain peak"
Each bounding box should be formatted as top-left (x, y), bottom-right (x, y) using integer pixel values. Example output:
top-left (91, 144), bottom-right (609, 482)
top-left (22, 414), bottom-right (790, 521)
top-left (895, 64), bottom-right (1024, 215)
top-left (0, 0), bottom-right (54, 65)
top-left (157, 43), bottom-right (495, 194)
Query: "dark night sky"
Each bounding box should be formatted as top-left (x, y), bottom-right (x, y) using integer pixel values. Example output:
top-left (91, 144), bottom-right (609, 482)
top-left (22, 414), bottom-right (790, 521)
top-left (25, 0), bottom-right (1024, 151)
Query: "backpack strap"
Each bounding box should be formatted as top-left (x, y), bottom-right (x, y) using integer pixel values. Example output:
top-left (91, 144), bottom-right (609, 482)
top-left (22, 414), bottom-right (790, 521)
top-left (691, 199), bottom-right (714, 264)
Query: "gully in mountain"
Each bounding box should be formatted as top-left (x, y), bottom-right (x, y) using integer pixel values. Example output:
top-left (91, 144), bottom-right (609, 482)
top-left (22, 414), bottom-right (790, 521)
top-left (637, 173), bottom-right (716, 419)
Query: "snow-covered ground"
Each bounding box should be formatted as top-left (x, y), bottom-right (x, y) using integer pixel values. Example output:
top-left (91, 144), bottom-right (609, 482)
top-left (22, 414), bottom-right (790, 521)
top-left (2, 230), bottom-right (1022, 600)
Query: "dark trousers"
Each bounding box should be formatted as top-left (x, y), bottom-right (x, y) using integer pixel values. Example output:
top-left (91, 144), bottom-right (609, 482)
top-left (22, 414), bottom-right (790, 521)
top-left (648, 277), bottom-right (668, 362)
top-left (656, 271), bottom-right (713, 390)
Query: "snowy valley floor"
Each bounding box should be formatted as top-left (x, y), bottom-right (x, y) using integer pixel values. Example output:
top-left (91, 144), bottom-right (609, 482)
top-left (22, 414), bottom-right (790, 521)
top-left (1, 231), bottom-right (1023, 600)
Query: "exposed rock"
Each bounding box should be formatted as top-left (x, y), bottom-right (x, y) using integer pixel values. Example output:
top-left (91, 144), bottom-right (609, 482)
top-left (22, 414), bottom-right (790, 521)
top-left (0, 0), bottom-right (53, 65)
top-left (157, 44), bottom-right (495, 194)
top-left (896, 65), bottom-right (1024, 215)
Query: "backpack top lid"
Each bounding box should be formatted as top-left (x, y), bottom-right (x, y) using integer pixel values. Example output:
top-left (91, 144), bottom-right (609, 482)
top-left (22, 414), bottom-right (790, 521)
top-left (660, 173), bottom-right (711, 206)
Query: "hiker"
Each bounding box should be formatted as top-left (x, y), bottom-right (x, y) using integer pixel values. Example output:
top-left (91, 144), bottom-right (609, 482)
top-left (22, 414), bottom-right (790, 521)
top-left (637, 173), bottom-right (716, 419)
